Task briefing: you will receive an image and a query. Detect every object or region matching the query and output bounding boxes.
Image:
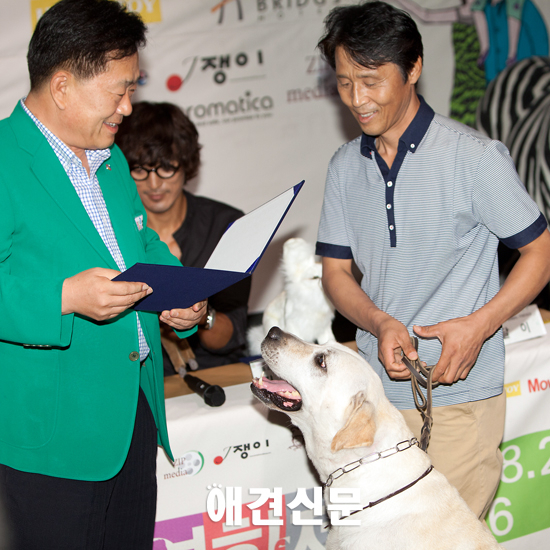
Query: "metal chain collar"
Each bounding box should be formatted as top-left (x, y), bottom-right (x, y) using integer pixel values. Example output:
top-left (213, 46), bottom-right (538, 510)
top-left (323, 438), bottom-right (419, 488)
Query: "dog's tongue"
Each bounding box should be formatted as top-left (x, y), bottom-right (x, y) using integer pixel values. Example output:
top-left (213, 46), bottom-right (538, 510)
top-left (251, 376), bottom-right (302, 411)
top-left (254, 377), bottom-right (301, 399)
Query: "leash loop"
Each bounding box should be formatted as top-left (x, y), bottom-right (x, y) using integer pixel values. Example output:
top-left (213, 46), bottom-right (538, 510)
top-left (401, 337), bottom-right (438, 452)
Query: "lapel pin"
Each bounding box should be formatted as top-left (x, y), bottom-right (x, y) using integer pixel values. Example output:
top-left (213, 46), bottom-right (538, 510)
top-left (106, 164), bottom-right (112, 171)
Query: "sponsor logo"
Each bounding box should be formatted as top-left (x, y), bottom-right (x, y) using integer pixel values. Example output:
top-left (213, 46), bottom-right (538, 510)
top-left (166, 58), bottom-right (198, 92)
top-left (286, 54), bottom-right (337, 104)
top-left (286, 84), bottom-right (337, 102)
top-left (138, 69), bottom-right (148, 86)
top-left (201, 50), bottom-right (264, 84)
top-left (118, 0), bottom-right (162, 23)
top-left (211, 0), bottom-right (344, 24)
top-left (528, 378), bottom-right (550, 393)
top-left (30, 0), bottom-right (56, 28)
top-left (214, 439), bottom-right (271, 464)
top-left (183, 90), bottom-right (274, 127)
top-left (505, 381), bottom-right (521, 397)
top-left (211, 0), bottom-right (244, 24)
top-left (31, 0), bottom-right (162, 29)
top-left (166, 50), bottom-right (264, 91)
top-left (163, 450), bottom-right (204, 479)
top-left (165, 48), bottom-right (270, 126)
top-left (257, 0), bottom-right (337, 13)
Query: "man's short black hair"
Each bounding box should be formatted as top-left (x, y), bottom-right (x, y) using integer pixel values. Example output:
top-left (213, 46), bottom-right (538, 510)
top-left (116, 102), bottom-right (202, 183)
top-left (27, 0), bottom-right (147, 91)
top-left (317, 1), bottom-right (423, 82)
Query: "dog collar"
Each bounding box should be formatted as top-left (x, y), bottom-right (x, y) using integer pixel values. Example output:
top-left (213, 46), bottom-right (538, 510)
top-left (325, 464), bottom-right (434, 528)
top-left (323, 437), bottom-right (419, 488)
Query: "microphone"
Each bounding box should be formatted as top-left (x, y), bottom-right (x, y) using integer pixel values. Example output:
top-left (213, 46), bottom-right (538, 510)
top-left (183, 374), bottom-right (226, 407)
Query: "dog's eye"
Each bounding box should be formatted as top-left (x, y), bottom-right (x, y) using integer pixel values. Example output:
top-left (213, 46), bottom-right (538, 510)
top-left (315, 354), bottom-right (326, 369)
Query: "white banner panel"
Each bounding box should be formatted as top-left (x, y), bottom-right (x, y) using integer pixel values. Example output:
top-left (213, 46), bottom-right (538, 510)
top-left (489, 330), bottom-right (550, 548)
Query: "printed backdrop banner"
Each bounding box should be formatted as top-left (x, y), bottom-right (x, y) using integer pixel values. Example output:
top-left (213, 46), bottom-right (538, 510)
top-left (1, 2), bottom-right (550, 546)
top-left (0, 0), bottom-right (476, 311)
top-left (487, 331), bottom-right (550, 548)
top-left (1, 1), bottom-right (549, 310)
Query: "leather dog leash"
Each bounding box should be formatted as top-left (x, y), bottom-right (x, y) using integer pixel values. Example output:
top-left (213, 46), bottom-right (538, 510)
top-left (401, 337), bottom-right (438, 452)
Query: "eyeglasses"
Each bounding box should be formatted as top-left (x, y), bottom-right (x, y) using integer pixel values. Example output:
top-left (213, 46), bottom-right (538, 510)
top-left (130, 164), bottom-right (180, 181)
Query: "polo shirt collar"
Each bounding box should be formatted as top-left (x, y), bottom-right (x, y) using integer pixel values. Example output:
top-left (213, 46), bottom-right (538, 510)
top-left (360, 95), bottom-right (435, 158)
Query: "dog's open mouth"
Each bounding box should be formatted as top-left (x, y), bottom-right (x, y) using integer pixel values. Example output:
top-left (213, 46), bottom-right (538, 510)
top-left (251, 376), bottom-right (302, 411)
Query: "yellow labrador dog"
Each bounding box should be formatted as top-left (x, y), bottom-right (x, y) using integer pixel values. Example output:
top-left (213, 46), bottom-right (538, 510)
top-left (251, 327), bottom-right (502, 550)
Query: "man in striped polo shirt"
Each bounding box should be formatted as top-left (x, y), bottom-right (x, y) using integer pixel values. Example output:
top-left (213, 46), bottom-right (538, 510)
top-left (315, 1), bottom-right (550, 519)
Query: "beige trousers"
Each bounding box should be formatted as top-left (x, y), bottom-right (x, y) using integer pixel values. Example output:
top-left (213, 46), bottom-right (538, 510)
top-left (400, 392), bottom-right (506, 519)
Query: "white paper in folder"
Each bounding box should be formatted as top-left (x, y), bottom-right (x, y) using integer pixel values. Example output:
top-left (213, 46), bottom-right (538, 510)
top-left (205, 181), bottom-right (303, 273)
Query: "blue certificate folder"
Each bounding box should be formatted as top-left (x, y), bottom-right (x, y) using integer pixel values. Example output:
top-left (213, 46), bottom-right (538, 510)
top-left (115, 181), bottom-right (304, 311)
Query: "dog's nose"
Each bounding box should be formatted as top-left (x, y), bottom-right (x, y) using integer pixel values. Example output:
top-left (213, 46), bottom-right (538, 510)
top-left (266, 326), bottom-right (283, 341)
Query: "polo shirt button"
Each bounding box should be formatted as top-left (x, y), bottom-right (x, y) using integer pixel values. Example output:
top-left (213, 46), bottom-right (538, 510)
top-left (129, 351), bottom-right (140, 362)
top-left (411, 144), bottom-right (415, 149)
top-left (386, 204), bottom-right (392, 209)
top-left (389, 225), bottom-right (394, 230)
top-left (387, 181), bottom-right (393, 187)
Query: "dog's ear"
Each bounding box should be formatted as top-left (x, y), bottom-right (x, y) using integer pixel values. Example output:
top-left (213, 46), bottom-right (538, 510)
top-left (331, 391), bottom-right (376, 452)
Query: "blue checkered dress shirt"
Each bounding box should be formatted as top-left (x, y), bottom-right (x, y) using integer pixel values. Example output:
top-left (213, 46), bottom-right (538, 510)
top-left (21, 98), bottom-right (149, 361)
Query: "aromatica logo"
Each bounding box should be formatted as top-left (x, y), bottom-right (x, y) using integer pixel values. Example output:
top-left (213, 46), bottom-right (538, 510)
top-left (183, 90), bottom-right (274, 126)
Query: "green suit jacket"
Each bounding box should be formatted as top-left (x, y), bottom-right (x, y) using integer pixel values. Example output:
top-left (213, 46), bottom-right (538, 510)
top-left (0, 103), bottom-right (194, 481)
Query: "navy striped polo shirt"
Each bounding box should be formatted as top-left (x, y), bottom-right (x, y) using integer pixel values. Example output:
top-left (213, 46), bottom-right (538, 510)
top-left (316, 97), bottom-right (547, 409)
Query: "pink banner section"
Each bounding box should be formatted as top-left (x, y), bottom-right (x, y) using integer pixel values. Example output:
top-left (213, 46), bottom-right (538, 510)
top-left (154, 488), bottom-right (328, 550)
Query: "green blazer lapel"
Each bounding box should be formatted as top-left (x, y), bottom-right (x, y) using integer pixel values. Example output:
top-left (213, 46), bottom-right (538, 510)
top-left (96, 157), bottom-right (143, 270)
top-left (10, 103), bottom-right (118, 269)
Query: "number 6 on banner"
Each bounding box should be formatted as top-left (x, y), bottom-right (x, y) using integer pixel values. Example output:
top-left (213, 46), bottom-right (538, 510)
top-left (488, 497), bottom-right (513, 537)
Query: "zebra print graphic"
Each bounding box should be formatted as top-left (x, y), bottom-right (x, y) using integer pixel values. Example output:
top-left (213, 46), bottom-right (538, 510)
top-left (477, 56), bottom-right (550, 222)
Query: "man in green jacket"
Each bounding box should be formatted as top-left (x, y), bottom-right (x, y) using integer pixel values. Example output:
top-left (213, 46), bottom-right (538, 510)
top-left (0, 1), bottom-right (206, 548)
